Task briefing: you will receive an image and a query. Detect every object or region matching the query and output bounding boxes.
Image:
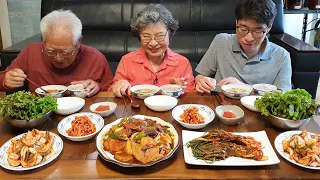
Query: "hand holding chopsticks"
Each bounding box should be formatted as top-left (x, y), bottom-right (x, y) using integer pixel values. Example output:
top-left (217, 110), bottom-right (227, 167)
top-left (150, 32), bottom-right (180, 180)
top-left (3, 68), bottom-right (27, 89)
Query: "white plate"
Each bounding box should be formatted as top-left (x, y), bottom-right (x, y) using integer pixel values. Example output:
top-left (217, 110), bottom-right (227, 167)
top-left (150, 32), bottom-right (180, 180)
top-left (182, 130), bottom-right (280, 166)
top-left (275, 131), bottom-right (320, 170)
top-left (172, 104), bottom-right (215, 129)
top-left (96, 114), bottom-right (179, 167)
top-left (144, 95), bottom-right (178, 111)
top-left (0, 131), bottom-right (63, 171)
top-left (57, 112), bottom-right (104, 141)
top-left (89, 101), bottom-right (117, 117)
top-left (55, 97), bottom-right (85, 115)
top-left (240, 95), bottom-right (262, 112)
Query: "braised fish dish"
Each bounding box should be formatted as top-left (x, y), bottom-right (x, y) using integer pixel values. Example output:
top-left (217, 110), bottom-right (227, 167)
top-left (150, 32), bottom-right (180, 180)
top-left (102, 116), bottom-right (175, 164)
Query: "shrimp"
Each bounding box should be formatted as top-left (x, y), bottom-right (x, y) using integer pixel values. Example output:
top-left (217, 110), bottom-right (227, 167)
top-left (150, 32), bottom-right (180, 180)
top-left (20, 147), bottom-right (38, 168)
top-left (22, 129), bottom-right (40, 147)
top-left (282, 140), bottom-right (290, 151)
top-left (290, 135), bottom-right (306, 149)
top-left (7, 139), bottom-right (23, 154)
top-left (7, 153), bottom-right (20, 167)
top-left (35, 132), bottom-right (54, 155)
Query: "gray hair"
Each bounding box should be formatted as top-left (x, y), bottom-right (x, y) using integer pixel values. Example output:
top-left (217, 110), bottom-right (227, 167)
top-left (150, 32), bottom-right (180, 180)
top-left (131, 4), bottom-right (179, 40)
top-left (40, 9), bottom-right (82, 45)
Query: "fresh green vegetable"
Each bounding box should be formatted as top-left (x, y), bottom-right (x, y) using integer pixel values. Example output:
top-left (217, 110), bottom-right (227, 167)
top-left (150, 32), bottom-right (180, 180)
top-left (0, 91), bottom-right (57, 121)
top-left (108, 133), bottom-right (128, 140)
top-left (133, 133), bottom-right (146, 140)
top-left (254, 89), bottom-right (319, 120)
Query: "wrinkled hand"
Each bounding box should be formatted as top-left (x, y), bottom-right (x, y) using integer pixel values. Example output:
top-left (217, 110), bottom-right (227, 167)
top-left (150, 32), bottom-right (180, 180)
top-left (4, 68), bottom-right (27, 89)
top-left (195, 75), bottom-right (216, 93)
top-left (71, 79), bottom-right (100, 97)
top-left (217, 76), bottom-right (243, 86)
top-left (169, 77), bottom-right (188, 93)
top-left (112, 80), bottom-right (131, 98)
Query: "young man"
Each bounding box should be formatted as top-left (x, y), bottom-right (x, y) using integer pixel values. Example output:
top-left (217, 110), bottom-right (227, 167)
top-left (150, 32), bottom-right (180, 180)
top-left (195, 0), bottom-right (291, 93)
top-left (0, 9), bottom-right (113, 97)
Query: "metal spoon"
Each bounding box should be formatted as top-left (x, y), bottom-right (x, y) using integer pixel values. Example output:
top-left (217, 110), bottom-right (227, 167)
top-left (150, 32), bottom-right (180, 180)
top-left (126, 92), bottom-right (140, 109)
top-left (25, 77), bottom-right (50, 94)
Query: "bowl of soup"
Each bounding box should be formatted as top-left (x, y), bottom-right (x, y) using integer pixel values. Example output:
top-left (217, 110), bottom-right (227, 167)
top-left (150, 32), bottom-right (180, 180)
top-left (253, 84), bottom-right (277, 96)
top-left (35, 85), bottom-right (67, 98)
top-left (160, 84), bottom-right (183, 98)
top-left (67, 84), bottom-right (87, 98)
top-left (130, 84), bottom-right (160, 99)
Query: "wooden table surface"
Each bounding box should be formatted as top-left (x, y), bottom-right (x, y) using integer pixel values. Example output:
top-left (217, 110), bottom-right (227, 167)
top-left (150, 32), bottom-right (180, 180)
top-left (0, 92), bottom-right (319, 180)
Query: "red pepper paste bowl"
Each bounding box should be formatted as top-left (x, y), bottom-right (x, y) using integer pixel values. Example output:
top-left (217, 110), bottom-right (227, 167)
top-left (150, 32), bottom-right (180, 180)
top-left (215, 105), bottom-right (244, 125)
top-left (89, 102), bottom-right (117, 117)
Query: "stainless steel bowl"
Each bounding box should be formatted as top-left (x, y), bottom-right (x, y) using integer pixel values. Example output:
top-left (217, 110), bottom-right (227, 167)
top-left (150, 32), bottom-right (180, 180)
top-left (265, 114), bottom-right (311, 130)
top-left (3, 111), bottom-right (52, 129)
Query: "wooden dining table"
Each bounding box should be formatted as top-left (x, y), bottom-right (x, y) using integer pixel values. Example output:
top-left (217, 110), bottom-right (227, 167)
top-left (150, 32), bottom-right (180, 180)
top-left (0, 91), bottom-right (319, 179)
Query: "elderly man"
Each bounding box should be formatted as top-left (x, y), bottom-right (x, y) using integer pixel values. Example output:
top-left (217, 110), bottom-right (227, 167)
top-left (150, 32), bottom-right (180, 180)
top-left (0, 9), bottom-right (113, 97)
top-left (195, 0), bottom-right (292, 93)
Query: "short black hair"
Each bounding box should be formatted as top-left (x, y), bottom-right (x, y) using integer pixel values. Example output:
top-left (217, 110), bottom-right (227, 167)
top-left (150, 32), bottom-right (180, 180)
top-left (235, 0), bottom-right (277, 26)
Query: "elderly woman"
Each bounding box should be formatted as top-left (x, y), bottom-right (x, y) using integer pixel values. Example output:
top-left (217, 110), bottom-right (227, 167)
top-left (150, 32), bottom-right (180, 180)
top-left (110, 4), bottom-right (195, 98)
top-left (0, 9), bottom-right (113, 97)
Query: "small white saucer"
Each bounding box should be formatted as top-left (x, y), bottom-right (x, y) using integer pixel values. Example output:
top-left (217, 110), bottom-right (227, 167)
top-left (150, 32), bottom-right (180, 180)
top-left (240, 95), bottom-right (262, 112)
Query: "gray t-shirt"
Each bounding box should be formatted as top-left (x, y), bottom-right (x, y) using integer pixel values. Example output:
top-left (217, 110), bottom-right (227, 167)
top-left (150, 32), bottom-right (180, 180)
top-left (195, 33), bottom-right (292, 91)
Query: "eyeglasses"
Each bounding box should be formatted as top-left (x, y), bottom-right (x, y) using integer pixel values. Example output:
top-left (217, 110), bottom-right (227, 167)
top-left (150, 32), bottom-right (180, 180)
top-left (236, 26), bottom-right (267, 38)
top-left (140, 30), bottom-right (168, 43)
top-left (43, 43), bottom-right (78, 57)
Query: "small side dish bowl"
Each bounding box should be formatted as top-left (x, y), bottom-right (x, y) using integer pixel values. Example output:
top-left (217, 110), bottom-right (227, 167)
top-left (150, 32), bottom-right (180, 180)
top-left (4, 111), bottom-right (52, 129)
top-left (264, 114), bottom-right (311, 130)
top-left (89, 102), bottom-right (117, 117)
top-left (67, 84), bottom-right (87, 98)
top-left (131, 84), bottom-right (160, 99)
top-left (160, 84), bottom-right (183, 98)
top-left (54, 97), bottom-right (85, 115)
top-left (172, 104), bottom-right (215, 129)
top-left (215, 105), bottom-right (244, 125)
top-left (35, 85), bottom-right (67, 98)
top-left (144, 95), bottom-right (178, 112)
top-left (57, 112), bottom-right (104, 141)
top-left (221, 84), bottom-right (253, 99)
top-left (253, 84), bottom-right (277, 96)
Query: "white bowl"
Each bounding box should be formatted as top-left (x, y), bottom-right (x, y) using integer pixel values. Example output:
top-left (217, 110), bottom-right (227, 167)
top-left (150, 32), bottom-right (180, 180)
top-left (160, 84), bottom-right (183, 98)
top-left (221, 84), bottom-right (253, 99)
top-left (144, 95), bottom-right (178, 112)
top-left (131, 84), bottom-right (160, 99)
top-left (172, 104), bottom-right (215, 129)
top-left (240, 95), bottom-right (262, 112)
top-left (253, 84), bottom-right (277, 96)
top-left (215, 105), bottom-right (244, 125)
top-left (89, 102), bottom-right (117, 117)
top-left (35, 85), bottom-right (67, 98)
top-left (54, 97), bottom-right (85, 115)
top-left (57, 112), bottom-right (104, 141)
top-left (67, 84), bottom-right (87, 98)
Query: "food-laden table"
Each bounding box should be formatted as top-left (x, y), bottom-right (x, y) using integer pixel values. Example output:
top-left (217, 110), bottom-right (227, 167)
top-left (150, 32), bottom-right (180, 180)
top-left (0, 92), bottom-right (319, 179)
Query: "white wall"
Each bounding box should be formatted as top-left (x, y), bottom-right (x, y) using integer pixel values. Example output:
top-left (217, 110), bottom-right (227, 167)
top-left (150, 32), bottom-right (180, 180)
top-left (283, 13), bottom-right (320, 46)
top-left (0, 0), bottom-right (12, 49)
